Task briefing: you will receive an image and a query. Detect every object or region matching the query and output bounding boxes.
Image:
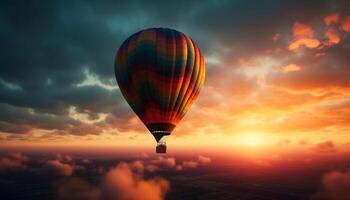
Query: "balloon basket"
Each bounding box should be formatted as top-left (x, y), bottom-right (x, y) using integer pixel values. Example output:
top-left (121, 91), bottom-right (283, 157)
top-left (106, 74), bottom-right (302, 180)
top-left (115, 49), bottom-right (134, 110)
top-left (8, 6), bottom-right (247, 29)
top-left (156, 143), bottom-right (167, 153)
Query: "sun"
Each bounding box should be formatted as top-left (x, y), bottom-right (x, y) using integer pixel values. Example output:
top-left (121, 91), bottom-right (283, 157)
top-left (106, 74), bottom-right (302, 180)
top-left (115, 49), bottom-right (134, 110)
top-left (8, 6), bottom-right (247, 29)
top-left (234, 133), bottom-right (262, 148)
top-left (229, 132), bottom-right (280, 149)
top-left (248, 141), bottom-right (257, 147)
top-left (244, 134), bottom-right (260, 147)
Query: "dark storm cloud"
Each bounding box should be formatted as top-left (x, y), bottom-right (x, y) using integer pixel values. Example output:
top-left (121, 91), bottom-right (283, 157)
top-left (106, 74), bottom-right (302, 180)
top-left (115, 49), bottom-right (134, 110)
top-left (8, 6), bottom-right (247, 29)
top-left (0, 103), bottom-right (76, 133)
top-left (1, 0), bottom-right (350, 136)
top-left (0, 0), bottom-right (134, 135)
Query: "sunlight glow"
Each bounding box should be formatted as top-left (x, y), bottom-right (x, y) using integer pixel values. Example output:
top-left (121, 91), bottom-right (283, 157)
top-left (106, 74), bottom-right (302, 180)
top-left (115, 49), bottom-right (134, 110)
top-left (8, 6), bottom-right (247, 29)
top-left (248, 141), bottom-right (257, 147)
top-left (232, 132), bottom-right (278, 148)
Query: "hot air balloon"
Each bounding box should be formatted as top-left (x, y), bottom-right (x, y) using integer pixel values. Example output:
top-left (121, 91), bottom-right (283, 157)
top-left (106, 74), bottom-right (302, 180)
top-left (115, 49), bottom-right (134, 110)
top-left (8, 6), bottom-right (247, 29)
top-left (115, 28), bottom-right (205, 153)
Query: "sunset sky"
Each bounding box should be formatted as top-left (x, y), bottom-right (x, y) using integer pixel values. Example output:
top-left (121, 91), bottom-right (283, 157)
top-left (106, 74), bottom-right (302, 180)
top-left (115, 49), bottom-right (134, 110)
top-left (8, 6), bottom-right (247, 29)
top-left (1, 0), bottom-right (350, 155)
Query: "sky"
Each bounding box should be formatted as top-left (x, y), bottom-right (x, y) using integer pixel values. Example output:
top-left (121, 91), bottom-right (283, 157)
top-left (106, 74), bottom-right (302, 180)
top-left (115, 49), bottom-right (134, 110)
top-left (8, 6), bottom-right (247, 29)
top-left (1, 0), bottom-right (350, 154)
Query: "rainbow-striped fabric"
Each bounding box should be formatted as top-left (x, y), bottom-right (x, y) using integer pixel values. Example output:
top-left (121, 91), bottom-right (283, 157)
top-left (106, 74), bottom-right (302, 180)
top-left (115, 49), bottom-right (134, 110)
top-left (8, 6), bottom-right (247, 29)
top-left (115, 28), bottom-right (205, 141)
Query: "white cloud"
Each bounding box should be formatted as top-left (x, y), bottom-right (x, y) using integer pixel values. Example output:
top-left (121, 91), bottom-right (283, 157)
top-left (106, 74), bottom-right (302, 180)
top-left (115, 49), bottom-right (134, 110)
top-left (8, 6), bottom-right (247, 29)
top-left (75, 68), bottom-right (117, 90)
top-left (68, 106), bottom-right (107, 124)
top-left (0, 78), bottom-right (22, 90)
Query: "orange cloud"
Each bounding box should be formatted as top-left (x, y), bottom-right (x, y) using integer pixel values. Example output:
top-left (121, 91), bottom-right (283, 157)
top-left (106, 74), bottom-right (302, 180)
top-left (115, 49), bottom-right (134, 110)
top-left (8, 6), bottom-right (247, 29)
top-left (44, 160), bottom-right (73, 176)
top-left (324, 13), bottom-right (340, 25)
top-left (145, 164), bottom-right (159, 172)
top-left (176, 156), bottom-right (213, 170)
top-left (311, 169), bottom-right (350, 200)
top-left (342, 15), bottom-right (350, 32)
top-left (287, 16), bottom-right (345, 52)
top-left (288, 22), bottom-right (323, 51)
top-left (325, 28), bottom-right (341, 45)
top-left (69, 124), bottom-right (103, 135)
top-left (314, 140), bottom-right (336, 153)
top-left (267, 63), bottom-right (350, 94)
top-left (130, 160), bottom-right (144, 174)
top-left (150, 156), bottom-right (176, 169)
top-left (182, 161), bottom-right (198, 168)
top-left (0, 153), bottom-right (28, 172)
top-left (104, 162), bottom-right (170, 200)
top-left (266, 107), bottom-right (350, 134)
top-left (55, 153), bottom-right (72, 163)
top-left (293, 22), bottom-right (314, 37)
top-left (198, 155), bottom-right (211, 165)
top-left (137, 155), bottom-right (212, 172)
top-left (281, 64), bottom-right (301, 73)
top-left (288, 38), bottom-right (321, 51)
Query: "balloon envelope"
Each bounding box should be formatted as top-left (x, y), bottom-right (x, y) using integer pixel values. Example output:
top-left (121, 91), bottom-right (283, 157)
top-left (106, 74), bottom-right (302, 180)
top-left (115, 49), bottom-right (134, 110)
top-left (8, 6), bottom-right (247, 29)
top-left (115, 28), bottom-right (205, 149)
